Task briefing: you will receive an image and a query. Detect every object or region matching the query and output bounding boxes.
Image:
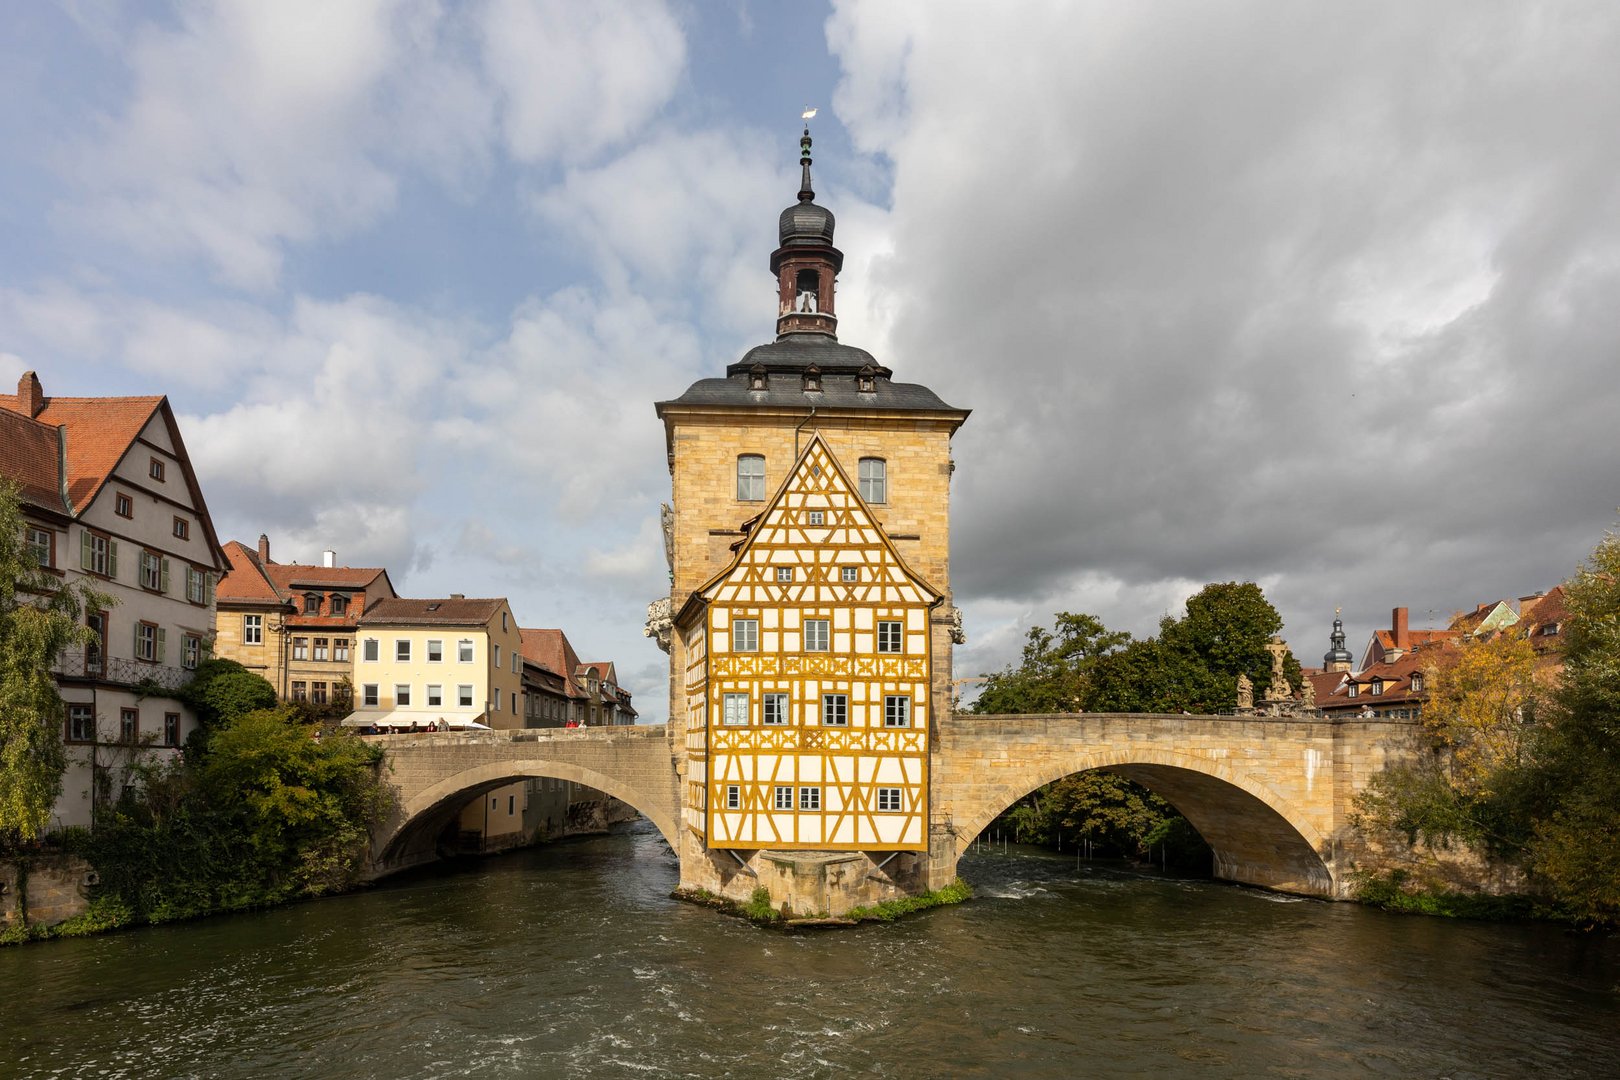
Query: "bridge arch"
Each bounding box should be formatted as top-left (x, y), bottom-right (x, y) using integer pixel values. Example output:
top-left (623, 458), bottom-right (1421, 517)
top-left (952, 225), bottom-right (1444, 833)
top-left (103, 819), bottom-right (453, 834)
top-left (951, 747), bottom-right (1334, 896)
top-left (374, 757), bottom-right (680, 877)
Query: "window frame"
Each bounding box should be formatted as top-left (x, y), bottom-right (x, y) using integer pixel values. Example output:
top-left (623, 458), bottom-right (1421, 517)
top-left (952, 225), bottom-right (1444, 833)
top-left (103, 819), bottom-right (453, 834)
top-left (458, 684), bottom-right (474, 708)
top-left (775, 567), bottom-right (793, 583)
top-left (292, 637), bottom-right (309, 661)
top-left (733, 619), bottom-right (759, 652)
top-left (362, 683), bottom-right (379, 707)
top-left (804, 619), bottom-right (830, 652)
top-left (362, 637), bottom-right (379, 662)
top-left (395, 639), bottom-right (411, 662)
top-left (172, 516), bottom-right (189, 540)
top-left (884, 695), bottom-right (911, 728)
top-left (799, 786), bottom-right (821, 811)
top-left (722, 692), bottom-right (750, 726)
top-left (82, 530), bottom-right (114, 578)
top-left (774, 785), bottom-right (794, 811)
top-left (243, 614), bottom-right (263, 646)
top-left (841, 566), bottom-right (858, 583)
top-left (877, 787), bottom-right (903, 813)
top-left (725, 785), bottom-right (742, 810)
top-left (115, 492), bottom-right (133, 518)
top-left (313, 637), bottom-right (329, 662)
top-left (426, 684), bottom-right (443, 707)
top-left (394, 683), bottom-right (412, 707)
top-left (858, 457), bottom-right (887, 504)
top-left (182, 633), bottom-right (201, 670)
top-left (134, 621), bottom-right (160, 663)
top-left (139, 549), bottom-right (167, 593)
top-left (877, 620), bottom-right (903, 654)
top-left (762, 692), bottom-right (789, 726)
top-left (427, 639), bottom-right (443, 663)
top-left (119, 707), bottom-right (139, 744)
top-left (67, 704), bottom-right (94, 744)
top-left (25, 525), bottom-right (53, 568)
top-left (821, 693), bottom-right (848, 726)
top-left (736, 454), bottom-right (766, 501)
top-left (148, 457), bottom-right (165, 482)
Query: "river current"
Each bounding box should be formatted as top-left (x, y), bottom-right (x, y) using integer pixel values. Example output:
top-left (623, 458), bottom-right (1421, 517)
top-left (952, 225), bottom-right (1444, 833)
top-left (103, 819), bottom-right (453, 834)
top-left (3, 821), bottom-right (1617, 1079)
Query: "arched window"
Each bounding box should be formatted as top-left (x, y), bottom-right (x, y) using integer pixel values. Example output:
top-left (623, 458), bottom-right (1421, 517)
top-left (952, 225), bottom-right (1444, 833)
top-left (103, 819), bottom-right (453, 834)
top-left (858, 457), bottom-right (887, 504)
top-left (737, 455), bottom-right (765, 501)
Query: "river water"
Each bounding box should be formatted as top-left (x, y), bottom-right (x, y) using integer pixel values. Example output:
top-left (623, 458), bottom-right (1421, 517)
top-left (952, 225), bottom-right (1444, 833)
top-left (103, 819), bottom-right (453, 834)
top-left (3, 821), bottom-right (1617, 1079)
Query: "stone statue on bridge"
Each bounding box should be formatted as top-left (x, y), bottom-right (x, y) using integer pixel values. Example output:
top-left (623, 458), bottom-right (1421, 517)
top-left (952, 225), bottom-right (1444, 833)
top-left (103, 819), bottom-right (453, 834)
top-left (1236, 673), bottom-right (1253, 711)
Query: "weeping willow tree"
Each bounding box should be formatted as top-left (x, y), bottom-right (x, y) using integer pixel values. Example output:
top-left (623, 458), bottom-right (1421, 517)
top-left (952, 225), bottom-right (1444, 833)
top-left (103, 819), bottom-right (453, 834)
top-left (0, 482), bottom-right (112, 845)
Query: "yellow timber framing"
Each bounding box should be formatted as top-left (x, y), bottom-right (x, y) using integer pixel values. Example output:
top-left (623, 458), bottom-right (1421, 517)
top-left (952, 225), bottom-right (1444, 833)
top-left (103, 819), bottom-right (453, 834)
top-left (677, 432), bottom-right (942, 852)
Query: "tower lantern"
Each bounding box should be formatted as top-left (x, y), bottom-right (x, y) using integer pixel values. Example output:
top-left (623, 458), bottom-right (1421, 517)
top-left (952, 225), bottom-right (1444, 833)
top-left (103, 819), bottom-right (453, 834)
top-left (772, 124), bottom-right (843, 338)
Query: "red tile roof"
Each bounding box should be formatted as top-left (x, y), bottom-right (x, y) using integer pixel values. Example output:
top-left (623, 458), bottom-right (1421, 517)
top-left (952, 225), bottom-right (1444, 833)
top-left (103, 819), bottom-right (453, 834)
top-left (265, 563), bottom-right (391, 591)
top-left (216, 539), bottom-right (285, 604)
top-left (521, 628), bottom-right (587, 699)
top-left (0, 408), bottom-right (67, 513)
top-left (1320, 641), bottom-right (1457, 713)
top-left (360, 597), bottom-right (507, 626)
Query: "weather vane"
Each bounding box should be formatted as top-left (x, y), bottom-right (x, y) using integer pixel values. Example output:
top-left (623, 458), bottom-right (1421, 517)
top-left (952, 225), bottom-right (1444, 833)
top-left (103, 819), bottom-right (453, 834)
top-left (802, 105), bottom-right (817, 121)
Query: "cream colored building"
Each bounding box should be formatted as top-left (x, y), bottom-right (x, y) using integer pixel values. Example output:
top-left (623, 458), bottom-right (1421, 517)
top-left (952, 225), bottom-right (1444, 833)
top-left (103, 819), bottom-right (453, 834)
top-left (346, 597), bottom-right (522, 730)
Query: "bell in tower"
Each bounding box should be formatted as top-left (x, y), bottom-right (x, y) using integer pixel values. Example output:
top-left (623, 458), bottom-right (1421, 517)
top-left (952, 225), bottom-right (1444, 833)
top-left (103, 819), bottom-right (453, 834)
top-left (772, 124), bottom-right (843, 338)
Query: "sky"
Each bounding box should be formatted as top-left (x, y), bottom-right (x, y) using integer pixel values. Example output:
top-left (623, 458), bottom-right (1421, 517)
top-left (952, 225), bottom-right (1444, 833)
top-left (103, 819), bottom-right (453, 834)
top-left (4, 1), bottom-right (1619, 721)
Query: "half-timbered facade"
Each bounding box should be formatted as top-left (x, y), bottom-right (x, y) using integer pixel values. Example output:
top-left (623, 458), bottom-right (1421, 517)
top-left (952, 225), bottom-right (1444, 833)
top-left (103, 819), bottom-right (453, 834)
top-left (681, 434), bottom-right (938, 850)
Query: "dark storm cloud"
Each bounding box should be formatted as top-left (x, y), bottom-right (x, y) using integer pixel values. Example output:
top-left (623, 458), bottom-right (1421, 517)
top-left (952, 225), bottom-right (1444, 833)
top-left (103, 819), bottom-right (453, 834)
top-left (832, 1), bottom-right (1620, 660)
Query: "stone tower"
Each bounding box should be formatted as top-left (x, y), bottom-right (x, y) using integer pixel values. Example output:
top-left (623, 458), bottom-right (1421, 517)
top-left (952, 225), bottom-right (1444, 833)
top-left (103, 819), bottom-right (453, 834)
top-left (650, 127), bottom-right (970, 915)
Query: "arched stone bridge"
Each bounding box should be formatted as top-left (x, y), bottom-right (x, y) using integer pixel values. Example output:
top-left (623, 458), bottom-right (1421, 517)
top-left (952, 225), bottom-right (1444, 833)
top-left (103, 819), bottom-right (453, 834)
top-left (369, 712), bottom-right (1418, 898)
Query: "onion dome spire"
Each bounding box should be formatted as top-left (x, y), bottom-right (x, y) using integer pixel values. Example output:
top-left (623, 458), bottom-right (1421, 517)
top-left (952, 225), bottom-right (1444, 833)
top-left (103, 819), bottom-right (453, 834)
top-left (799, 124), bottom-right (815, 201)
top-left (1323, 609), bottom-right (1354, 671)
top-left (772, 118), bottom-right (842, 339)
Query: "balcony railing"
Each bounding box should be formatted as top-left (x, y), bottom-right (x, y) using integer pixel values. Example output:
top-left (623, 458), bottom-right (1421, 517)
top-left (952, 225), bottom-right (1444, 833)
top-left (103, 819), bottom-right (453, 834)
top-left (55, 650), bottom-right (191, 692)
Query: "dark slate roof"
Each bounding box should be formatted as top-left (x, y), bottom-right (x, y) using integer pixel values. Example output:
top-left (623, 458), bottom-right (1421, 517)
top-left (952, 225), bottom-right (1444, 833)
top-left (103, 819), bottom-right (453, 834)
top-left (729, 334), bottom-right (882, 375)
top-left (661, 370), bottom-right (962, 413)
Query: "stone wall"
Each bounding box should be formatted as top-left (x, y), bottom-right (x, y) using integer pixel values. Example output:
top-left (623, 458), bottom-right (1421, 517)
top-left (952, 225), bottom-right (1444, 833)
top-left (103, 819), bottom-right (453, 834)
top-left (1, 854), bottom-right (93, 931)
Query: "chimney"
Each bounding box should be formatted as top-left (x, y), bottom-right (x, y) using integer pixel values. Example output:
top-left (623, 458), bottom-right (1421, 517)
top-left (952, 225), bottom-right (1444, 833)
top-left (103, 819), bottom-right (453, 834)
top-left (1519, 592), bottom-right (1545, 616)
top-left (258, 534), bottom-right (271, 563)
top-left (19, 371), bottom-right (44, 418)
top-left (1392, 607), bottom-right (1409, 650)
top-left (450, 593), bottom-right (465, 600)
top-left (322, 549), bottom-right (336, 568)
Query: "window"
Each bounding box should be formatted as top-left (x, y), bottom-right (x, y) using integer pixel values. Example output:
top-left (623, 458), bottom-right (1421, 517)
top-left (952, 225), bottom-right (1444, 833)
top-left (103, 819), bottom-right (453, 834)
top-left (362, 684), bottom-right (379, 707)
top-left (173, 517), bottom-right (189, 540)
top-left (139, 550), bottom-right (167, 593)
top-left (182, 634), bottom-right (201, 670)
top-left (1410, 673), bottom-right (1425, 693)
top-left (115, 492), bottom-right (133, 518)
top-left (334, 638), bottom-right (350, 663)
top-left (776, 567), bottom-right (793, 583)
top-left (81, 531), bottom-right (114, 577)
top-left (799, 787), bottom-right (821, 811)
top-left (722, 693), bottom-right (750, 726)
top-left (1347, 683), bottom-right (1359, 698)
top-left (877, 787), bottom-right (903, 812)
top-left (726, 785), bottom-right (741, 810)
top-left (244, 615), bottom-right (263, 645)
top-left (774, 785), bottom-right (794, 810)
top-left (427, 639), bottom-right (443, 662)
top-left (822, 693), bottom-right (848, 726)
top-left (134, 621), bottom-right (161, 662)
top-left (330, 594), bottom-right (349, 616)
top-left (763, 693), bottom-right (789, 726)
top-left (877, 620), bottom-right (903, 653)
top-left (733, 619), bottom-right (759, 652)
top-left (1370, 679), bottom-right (1384, 696)
top-left (501, 611), bottom-right (509, 632)
top-left (492, 691), bottom-right (500, 713)
top-left (841, 566), bottom-right (858, 583)
top-left (68, 705), bottom-right (94, 743)
top-left (85, 611), bottom-right (106, 673)
top-left (805, 619), bottom-right (830, 652)
top-left (311, 682), bottom-right (327, 705)
top-left (363, 637), bottom-right (379, 661)
top-left (292, 637), bottom-right (309, 661)
top-left (186, 566), bottom-right (206, 604)
top-left (314, 638), bottom-right (329, 662)
top-left (425, 684), bottom-right (442, 707)
top-left (494, 645), bottom-right (501, 669)
top-left (161, 713), bottom-right (182, 747)
top-left (395, 684), bottom-right (411, 707)
top-left (513, 653), bottom-right (520, 674)
top-left (737, 454), bottom-right (765, 500)
top-left (303, 592), bottom-right (322, 615)
top-left (291, 681), bottom-right (307, 701)
top-left (458, 685), bottom-right (474, 708)
top-left (120, 708), bottom-right (139, 743)
top-left (511, 691), bottom-right (517, 714)
top-left (25, 526), bottom-right (51, 567)
top-left (808, 510), bottom-right (825, 526)
top-left (858, 458), bottom-right (887, 503)
top-left (884, 695), bottom-right (911, 727)
top-left (149, 457), bottom-right (165, 481)
top-left (458, 639), bottom-right (474, 662)
top-left (396, 639), bottom-right (411, 662)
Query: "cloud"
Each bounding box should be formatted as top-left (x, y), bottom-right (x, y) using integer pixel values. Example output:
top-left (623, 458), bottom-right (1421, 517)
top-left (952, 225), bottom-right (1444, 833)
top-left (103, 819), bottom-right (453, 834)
top-left (827, 0), bottom-right (1620, 659)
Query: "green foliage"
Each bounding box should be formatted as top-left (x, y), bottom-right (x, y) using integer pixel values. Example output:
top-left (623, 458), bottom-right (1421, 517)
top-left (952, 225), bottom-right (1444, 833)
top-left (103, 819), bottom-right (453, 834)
top-left (1351, 870), bottom-right (1546, 921)
top-left (46, 895), bottom-right (137, 938)
top-left (1356, 528), bottom-right (1620, 926)
top-left (179, 658), bottom-right (277, 733)
top-left (973, 613), bottom-right (1129, 714)
top-left (83, 707), bottom-right (389, 923)
top-left (0, 482), bottom-right (114, 845)
top-left (994, 771), bottom-right (1211, 868)
top-left (742, 885), bottom-right (780, 923)
top-left (845, 880), bottom-right (972, 922)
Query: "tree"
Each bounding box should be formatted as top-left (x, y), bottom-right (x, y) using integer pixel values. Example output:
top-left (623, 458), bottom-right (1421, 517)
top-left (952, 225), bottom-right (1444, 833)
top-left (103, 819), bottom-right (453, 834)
top-left (1086, 582), bottom-right (1297, 713)
top-left (972, 612), bottom-right (1128, 714)
top-left (179, 658), bottom-right (277, 734)
top-left (1420, 632), bottom-right (1540, 798)
top-left (0, 482), bottom-right (112, 844)
top-left (1524, 531), bottom-right (1620, 924)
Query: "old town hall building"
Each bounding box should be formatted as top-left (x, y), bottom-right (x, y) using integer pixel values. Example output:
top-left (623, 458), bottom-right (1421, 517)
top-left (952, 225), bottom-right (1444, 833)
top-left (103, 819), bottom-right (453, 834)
top-left (652, 129), bottom-right (969, 912)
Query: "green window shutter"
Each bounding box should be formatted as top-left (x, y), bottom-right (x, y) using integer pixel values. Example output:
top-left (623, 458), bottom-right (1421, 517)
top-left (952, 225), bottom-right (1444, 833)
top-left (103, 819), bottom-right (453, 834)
top-left (81, 530), bottom-right (93, 570)
top-left (157, 628), bottom-right (166, 663)
top-left (108, 540), bottom-right (118, 580)
top-left (206, 572), bottom-right (216, 606)
top-left (161, 558), bottom-right (171, 594)
top-left (133, 622), bottom-right (142, 656)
